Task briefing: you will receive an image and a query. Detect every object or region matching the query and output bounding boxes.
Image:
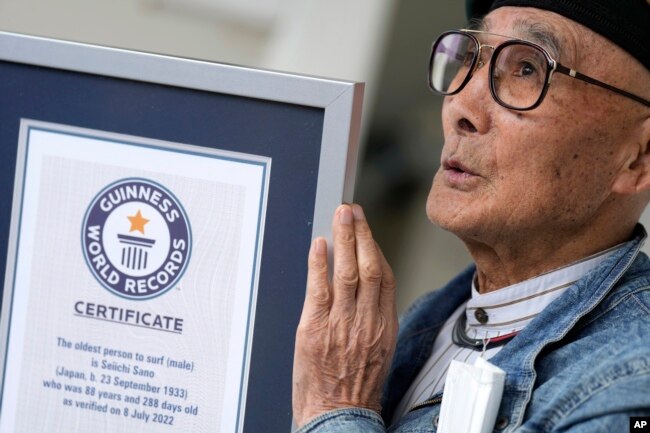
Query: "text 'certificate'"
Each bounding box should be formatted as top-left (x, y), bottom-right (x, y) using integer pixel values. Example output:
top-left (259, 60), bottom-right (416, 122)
top-left (0, 120), bottom-right (271, 433)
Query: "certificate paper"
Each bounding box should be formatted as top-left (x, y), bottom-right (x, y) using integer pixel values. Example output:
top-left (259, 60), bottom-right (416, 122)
top-left (0, 120), bottom-right (270, 432)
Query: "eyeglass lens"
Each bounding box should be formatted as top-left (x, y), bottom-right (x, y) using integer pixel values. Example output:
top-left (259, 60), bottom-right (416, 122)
top-left (430, 33), bottom-right (474, 94)
top-left (430, 32), bottom-right (549, 109)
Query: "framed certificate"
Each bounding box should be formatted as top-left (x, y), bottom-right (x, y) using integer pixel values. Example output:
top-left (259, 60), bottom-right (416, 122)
top-left (0, 31), bottom-right (363, 433)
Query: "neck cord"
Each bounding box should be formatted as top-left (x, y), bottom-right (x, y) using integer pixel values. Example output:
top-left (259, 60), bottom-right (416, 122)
top-left (451, 313), bottom-right (519, 351)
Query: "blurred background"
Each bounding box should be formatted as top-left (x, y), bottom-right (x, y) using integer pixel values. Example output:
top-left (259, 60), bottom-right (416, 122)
top-left (5, 0), bottom-right (646, 314)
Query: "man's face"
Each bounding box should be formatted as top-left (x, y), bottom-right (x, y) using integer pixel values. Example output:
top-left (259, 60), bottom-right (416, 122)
top-left (426, 7), bottom-right (646, 248)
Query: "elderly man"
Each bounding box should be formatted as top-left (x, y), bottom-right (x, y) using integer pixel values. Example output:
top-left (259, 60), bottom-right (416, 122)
top-left (292, 0), bottom-right (650, 432)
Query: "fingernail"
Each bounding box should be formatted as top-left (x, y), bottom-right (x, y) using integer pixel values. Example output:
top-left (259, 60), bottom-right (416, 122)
top-left (339, 206), bottom-right (353, 225)
top-left (314, 238), bottom-right (326, 254)
top-left (352, 204), bottom-right (364, 221)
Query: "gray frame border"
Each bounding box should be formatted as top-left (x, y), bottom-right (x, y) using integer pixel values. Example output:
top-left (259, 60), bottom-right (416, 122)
top-left (0, 31), bottom-right (363, 431)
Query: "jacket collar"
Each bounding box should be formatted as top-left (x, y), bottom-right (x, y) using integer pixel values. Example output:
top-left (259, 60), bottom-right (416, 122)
top-left (487, 224), bottom-right (647, 428)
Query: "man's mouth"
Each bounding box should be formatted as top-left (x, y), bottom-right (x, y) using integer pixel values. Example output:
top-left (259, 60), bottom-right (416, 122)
top-left (443, 159), bottom-right (477, 176)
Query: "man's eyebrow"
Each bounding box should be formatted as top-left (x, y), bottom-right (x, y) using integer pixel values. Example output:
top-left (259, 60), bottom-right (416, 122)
top-left (467, 16), bottom-right (564, 59)
top-left (468, 16), bottom-right (562, 60)
top-left (468, 17), bottom-right (486, 31)
top-left (513, 19), bottom-right (563, 59)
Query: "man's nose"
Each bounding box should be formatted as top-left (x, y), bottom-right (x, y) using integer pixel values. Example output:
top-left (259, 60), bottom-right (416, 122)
top-left (444, 61), bottom-right (494, 136)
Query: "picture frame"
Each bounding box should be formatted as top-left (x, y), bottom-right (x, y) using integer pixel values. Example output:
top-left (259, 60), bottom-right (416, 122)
top-left (0, 31), bottom-right (363, 433)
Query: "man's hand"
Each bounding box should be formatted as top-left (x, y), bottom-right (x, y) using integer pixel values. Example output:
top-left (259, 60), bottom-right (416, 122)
top-left (292, 204), bottom-right (398, 427)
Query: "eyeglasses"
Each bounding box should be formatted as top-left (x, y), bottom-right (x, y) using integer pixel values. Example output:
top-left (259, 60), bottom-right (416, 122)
top-left (428, 29), bottom-right (650, 110)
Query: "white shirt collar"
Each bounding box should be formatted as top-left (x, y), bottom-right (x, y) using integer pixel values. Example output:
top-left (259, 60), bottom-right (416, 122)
top-left (466, 243), bottom-right (624, 338)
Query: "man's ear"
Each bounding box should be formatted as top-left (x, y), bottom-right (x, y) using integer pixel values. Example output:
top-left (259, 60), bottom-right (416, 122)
top-left (612, 117), bottom-right (650, 195)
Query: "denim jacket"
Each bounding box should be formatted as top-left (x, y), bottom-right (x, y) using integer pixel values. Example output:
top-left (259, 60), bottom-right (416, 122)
top-left (296, 226), bottom-right (650, 432)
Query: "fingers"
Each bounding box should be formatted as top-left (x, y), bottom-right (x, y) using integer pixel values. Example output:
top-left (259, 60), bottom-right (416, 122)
top-left (331, 205), bottom-right (359, 312)
top-left (331, 204), bottom-right (395, 315)
top-left (302, 203), bottom-right (396, 323)
top-left (351, 205), bottom-right (383, 316)
top-left (300, 237), bottom-right (330, 324)
top-left (375, 242), bottom-right (398, 322)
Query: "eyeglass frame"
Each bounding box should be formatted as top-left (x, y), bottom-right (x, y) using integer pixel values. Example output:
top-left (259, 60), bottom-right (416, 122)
top-left (428, 29), bottom-right (650, 110)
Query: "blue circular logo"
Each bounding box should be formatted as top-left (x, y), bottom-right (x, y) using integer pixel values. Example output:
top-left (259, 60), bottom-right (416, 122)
top-left (82, 178), bottom-right (192, 300)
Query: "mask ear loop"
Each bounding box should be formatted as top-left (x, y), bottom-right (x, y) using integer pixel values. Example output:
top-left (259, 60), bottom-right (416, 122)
top-left (481, 333), bottom-right (489, 358)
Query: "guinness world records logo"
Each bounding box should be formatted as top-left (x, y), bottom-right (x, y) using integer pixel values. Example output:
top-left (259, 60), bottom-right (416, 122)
top-left (82, 178), bottom-right (192, 300)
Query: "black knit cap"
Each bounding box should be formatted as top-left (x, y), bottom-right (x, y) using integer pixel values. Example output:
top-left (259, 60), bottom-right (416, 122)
top-left (465, 0), bottom-right (650, 71)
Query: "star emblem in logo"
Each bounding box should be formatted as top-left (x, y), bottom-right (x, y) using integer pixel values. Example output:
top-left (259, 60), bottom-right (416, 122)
top-left (127, 210), bottom-right (150, 234)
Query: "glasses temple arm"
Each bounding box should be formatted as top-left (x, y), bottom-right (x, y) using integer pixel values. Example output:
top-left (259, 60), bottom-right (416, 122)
top-left (554, 64), bottom-right (650, 107)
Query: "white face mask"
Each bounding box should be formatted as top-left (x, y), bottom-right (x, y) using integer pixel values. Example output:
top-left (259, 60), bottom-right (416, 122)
top-left (437, 357), bottom-right (505, 433)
